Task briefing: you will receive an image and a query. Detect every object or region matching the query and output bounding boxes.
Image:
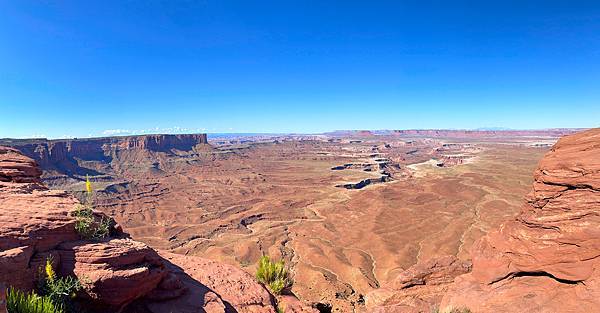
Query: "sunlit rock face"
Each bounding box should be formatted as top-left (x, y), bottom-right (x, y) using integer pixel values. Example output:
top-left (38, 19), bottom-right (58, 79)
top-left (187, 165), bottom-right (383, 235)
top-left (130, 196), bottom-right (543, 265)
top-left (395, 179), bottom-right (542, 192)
top-left (441, 128), bottom-right (600, 312)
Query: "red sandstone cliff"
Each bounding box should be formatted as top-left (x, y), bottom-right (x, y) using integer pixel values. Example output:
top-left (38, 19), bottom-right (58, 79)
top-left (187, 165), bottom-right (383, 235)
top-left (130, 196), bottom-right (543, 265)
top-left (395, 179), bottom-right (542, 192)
top-left (0, 146), bottom-right (314, 313)
top-left (440, 128), bottom-right (600, 312)
top-left (367, 128), bottom-right (600, 312)
top-left (4, 134), bottom-right (209, 167)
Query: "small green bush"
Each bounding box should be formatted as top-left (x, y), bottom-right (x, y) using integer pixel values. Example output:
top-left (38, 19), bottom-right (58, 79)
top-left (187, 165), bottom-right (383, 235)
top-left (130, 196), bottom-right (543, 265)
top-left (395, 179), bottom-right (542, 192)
top-left (71, 176), bottom-right (112, 240)
top-left (7, 288), bottom-right (64, 313)
top-left (72, 206), bottom-right (111, 240)
top-left (36, 258), bottom-right (82, 313)
top-left (255, 255), bottom-right (292, 295)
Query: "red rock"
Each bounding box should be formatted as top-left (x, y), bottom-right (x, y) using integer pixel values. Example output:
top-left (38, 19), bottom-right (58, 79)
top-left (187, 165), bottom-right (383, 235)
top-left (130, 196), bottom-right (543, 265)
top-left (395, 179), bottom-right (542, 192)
top-left (150, 252), bottom-right (277, 313)
top-left (0, 282), bottom-right (6, 313)
top-left (0, 146), bottom-right (42, 183)
top-left (366, 256), bottom-right (471, 312)
top-left (57, 239), bottom-right (169, 307)
top-left (0, 146), bottom-right (299, 313)
top-left (441, 128), bottom-right (600, 312)
top-left (276, 295), bottom-right (319, 313)
top-left (8, 134), bottom-right (209, 169)
top-left (0, 146), bottom-right (171, 308)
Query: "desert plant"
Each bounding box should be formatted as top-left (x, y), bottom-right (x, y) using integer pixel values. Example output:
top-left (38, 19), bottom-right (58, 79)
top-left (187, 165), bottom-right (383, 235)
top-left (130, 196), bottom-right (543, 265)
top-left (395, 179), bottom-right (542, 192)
top-left (6, 288), bottom-right (64, 313)
top-left (72, 206), bottom-right (111, 239)
top-left (432, 306), bottom-right (472, 313)
top-left (255, 255), bottom-right (292, 295)
top-left (276, 303), bottom-right (286, 313)
top-left (71, 176), bottom-right (111, 240)
top-left (38, 258), bottom-right (82, 312)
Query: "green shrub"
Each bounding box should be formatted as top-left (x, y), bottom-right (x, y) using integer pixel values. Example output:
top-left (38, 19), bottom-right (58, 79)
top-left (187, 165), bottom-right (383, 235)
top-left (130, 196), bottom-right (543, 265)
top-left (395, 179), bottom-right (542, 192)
top-left (255, 255), bottom-right (292, 295)
top-left (72, 206), bottom-right (111, 240)
top-left (71, 176), bottom-right (112, 240)
top-left (38, 258), bottom-right (82, 312)
top-left (7, 288), bottom-right (64, 313)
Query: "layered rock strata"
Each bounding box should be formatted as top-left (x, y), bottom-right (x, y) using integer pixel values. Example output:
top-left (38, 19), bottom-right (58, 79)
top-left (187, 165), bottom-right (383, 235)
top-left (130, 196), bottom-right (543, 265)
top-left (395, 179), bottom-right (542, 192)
top-left (441, 128), bottom-right (600, 312)
top-left (0, 146), bottom-right (314, 313)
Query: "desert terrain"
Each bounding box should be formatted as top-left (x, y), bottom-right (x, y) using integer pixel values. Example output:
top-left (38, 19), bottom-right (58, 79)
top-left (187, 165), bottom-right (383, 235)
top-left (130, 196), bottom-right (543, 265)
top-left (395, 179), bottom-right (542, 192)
top-left (0, 130), bottom-right (575, 311)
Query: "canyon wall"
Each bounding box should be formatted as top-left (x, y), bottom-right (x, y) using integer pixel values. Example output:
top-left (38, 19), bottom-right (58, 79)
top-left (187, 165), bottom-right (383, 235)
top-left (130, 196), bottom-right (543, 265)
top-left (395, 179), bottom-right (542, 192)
top-left (2, 134), bottom-right (208, 167)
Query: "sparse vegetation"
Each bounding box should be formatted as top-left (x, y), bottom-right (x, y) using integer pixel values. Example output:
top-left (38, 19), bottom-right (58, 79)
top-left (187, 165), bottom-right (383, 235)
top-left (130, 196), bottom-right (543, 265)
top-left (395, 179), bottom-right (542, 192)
top-left (255, 255), bottom-right (292, 295)
top-left (71, 175), bottom-right (112, 240)
top-left (38, 258), bottom-right (82, 311)
top-left (432, 306), bottom-right (472, 313)
top-left (7, 288), bottom-right (64, 313)
top-left (276, 303), bottom-right (286, 313)
top-left (72, 206), bottom-right (111, 239)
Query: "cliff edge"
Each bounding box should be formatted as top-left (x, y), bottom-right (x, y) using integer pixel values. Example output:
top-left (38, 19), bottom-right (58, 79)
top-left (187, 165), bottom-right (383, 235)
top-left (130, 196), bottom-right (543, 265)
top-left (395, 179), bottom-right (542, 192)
top-left (367, 128), bottom-right (600, 312)
top-left (0, 145), bottom-right (315, 313)
top-left (441, 127), bottom-right (600, 312)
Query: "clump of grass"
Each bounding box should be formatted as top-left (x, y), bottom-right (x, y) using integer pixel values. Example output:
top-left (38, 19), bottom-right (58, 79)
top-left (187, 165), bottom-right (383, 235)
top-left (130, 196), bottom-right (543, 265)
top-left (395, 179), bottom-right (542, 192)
top-left (71, 175), bottom-right (112, 240)
top-left (7, 288), bottom-right (64, 313)
top-left (255, 255), bottom-right (292, 295)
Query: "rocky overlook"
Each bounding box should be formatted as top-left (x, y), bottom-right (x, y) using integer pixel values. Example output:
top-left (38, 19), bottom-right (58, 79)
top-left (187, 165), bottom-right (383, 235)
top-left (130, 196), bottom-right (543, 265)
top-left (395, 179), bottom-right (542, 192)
top-left (0, 145), bottom-right (315, 313)
top-left (1, 131), bottom-right (562, 311)
top-left (367, 128), bottom-right (600, 312)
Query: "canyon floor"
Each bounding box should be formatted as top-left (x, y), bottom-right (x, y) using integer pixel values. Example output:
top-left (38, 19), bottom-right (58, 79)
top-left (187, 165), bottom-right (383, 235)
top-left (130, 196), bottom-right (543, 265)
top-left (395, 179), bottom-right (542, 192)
top-left (5, 132), bottom-right (558, 312)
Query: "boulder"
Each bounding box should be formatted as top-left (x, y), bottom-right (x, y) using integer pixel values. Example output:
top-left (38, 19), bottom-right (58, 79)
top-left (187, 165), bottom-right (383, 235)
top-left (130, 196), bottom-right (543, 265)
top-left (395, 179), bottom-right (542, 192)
top-left (57, 239), bottom-right (169, 307)
top-left (0, 146), bottom-right (42, 183)
top-left (366, 255), bottom-right (471, 313)
top-left (148, 252), bottom-right (278, 313)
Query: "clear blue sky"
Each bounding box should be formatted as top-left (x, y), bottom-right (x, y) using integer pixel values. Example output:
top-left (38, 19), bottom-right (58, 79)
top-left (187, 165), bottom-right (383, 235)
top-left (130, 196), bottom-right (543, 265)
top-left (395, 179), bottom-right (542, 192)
top-left (1, 1), bottom-right (599, 138)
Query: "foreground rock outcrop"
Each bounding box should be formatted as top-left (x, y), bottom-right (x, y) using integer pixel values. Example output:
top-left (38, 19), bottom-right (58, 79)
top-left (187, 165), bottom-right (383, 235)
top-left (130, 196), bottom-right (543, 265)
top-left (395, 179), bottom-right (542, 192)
top-left (0, 146), bottom-right (314, 313)
top-left (367, 128), bottom-right (600, 312)
top-left (441, 128), bottom-right (600, 312)
top-left (366, 256), bottom-right (471, 312)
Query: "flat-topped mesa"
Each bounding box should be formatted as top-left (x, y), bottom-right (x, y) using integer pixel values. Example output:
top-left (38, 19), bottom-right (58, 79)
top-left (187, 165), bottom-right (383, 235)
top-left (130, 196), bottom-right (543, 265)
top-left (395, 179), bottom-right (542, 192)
top-left (391, 129), bottom-right (583, 138)
top-left (114, 134), bottom-right (208, 151)
top-left (1, 133), bottom-right (209, 170)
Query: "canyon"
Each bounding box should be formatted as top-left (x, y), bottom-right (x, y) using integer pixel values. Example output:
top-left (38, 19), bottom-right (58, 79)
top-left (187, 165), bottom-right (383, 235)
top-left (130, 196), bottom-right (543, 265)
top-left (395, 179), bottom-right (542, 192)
top-left (1, 128), bottom-right (596, 312)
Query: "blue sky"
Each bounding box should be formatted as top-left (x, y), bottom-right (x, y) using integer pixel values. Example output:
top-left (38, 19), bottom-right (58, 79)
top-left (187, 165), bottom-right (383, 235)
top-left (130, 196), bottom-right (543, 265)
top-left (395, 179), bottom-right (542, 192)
top-left (1, 1), bottom-right (599, 138)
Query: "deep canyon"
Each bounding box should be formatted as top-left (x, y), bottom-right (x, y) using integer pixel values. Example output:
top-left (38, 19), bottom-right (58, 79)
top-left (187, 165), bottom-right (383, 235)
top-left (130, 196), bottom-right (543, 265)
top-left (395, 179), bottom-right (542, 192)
top-left (0, 128), bottom-right (593, 312)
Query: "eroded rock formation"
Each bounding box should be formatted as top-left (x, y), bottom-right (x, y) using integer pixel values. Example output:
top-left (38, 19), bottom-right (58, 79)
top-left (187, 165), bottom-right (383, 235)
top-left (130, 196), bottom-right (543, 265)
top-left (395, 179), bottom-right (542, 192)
top-left (366, 256), bottom-right (471, 312)
top-left (0, 134), bottom-right (209, 178)
top-left (440, 128), bottom-right (600, 312)
top-left (367, 128), bottom-right (600, 312)
top-left (0, 146), bottom-right (314, 313)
